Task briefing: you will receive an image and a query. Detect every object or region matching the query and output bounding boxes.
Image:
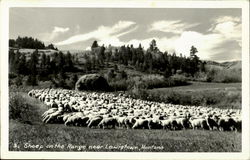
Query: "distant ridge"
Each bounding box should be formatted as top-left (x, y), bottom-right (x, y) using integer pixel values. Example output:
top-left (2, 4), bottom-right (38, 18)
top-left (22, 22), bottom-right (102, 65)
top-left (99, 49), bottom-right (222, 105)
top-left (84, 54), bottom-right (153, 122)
top-left (205, 60), bottom-right (241, 70)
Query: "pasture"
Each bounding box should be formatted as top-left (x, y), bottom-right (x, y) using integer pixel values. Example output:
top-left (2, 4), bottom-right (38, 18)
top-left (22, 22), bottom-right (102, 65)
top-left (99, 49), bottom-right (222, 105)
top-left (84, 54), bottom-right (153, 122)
top-left (150, 81), bottom-right (241, 93)
top-left (9, 91), bottom-right (241, 152)
top-left (148, 82), bottom-right (241, 109)
top-left (9, 121), bottom-right (241, 152)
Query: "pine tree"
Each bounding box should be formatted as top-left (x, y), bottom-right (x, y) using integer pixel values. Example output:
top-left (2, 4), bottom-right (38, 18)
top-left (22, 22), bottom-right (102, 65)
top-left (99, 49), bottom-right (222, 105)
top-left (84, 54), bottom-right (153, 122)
top-left (65, 51), bottom-right (73, 71)
top-left (27, 49), bottom-right (39, 85)
top-left (91, 40), bottom-right (99, 50)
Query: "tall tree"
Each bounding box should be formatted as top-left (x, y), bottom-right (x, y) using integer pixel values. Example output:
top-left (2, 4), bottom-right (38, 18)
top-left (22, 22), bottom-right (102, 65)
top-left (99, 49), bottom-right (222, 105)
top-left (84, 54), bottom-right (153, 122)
top-left (190, 46), bottom-right (198, 59)
top-left (57, 51), bottom-right (65, 72)
top-left (91, 40), bottom-right (99, 50)
top-left (65, 51), bottom-right (73, 71)
top-left (149, 39), bottom-right (158, 52)
top-left (189, 46), bottom-right (200, 76)
top-left (27, 49), bottom-right (39, 85)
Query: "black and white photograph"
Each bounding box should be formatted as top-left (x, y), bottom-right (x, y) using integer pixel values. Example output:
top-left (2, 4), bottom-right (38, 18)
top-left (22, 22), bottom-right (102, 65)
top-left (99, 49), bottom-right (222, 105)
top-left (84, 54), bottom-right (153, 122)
top-left (0, 0), bottom-right (249, 159)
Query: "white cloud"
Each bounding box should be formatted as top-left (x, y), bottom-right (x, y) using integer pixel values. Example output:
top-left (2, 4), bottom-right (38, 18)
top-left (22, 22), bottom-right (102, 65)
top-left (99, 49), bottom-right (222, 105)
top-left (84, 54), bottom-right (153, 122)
top-left (213, 16), bottom-right (240, 24)
top-left (85, 46), bottom-right (91, 51)
top-left (39, 26), bottom-right (70, 42)
top-left (174, 31), bottom-right (224, 60)
top-left (55, 21), bottom-right (137, 46)
top-left (118, 30), bottom-right (239, 61)
top-left (75, 25), bottom-right (80, 34)
top-left (53, 26), bottom-right (69, 33)
top-left (208, 16), bottom-right (241, 44)
top-left (149, 20), bottom-right (200, 34)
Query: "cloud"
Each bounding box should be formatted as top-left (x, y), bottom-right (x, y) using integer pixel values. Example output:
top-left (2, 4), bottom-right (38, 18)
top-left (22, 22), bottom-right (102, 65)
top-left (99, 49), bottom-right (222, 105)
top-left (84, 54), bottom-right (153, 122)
top-left (174, 31), bottom-right (224, 60)
top-left (56, 16), bottom-right (241, 62)
top-left (75, 25), bottom-right (80, 34)
top-left (208, 16), bottom-right (241, 44)
top-left (149, 20), bottom-right (200, 34)
top-left (53, 26), bottom-right (69, 33)
top-left (39, 26), bottom-right (70, 42)
top-left (55, 21), bottom-right (137, 46)
top-left (212, 16), bottom-right (240, 24)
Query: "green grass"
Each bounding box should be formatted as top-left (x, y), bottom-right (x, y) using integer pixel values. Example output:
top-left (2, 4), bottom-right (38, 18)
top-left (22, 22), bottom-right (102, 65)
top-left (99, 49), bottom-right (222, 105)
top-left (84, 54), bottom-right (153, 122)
top-left (9, 92), bottom-right (241, 152)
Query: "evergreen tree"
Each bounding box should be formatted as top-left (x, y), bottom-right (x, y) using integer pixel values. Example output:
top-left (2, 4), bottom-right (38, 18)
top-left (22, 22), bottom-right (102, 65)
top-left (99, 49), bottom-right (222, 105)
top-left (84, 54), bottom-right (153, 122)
top-left (17, 55), bottom-right (28, 75)
top-left (57, 51), bottom-right (65, 72)
top-left (65, 51), bottom-right (73, 71)
top-left (189, 46), bottom-right (200, 76)
top-left (40, 53), bottom-right (47, 69)
top-left (27, 49), bottom-right (39, 85)
top-left (91, 40), bottom-right (99, 50)
top-left (190, 46), bottom-right (198, 59)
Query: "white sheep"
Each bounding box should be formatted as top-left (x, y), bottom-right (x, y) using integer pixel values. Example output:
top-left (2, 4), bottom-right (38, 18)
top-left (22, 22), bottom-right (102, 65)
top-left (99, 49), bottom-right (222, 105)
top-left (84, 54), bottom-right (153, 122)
top-left (132, 118), bottom-right (149, 129)
top-left (98, 117), bottom-right (118, 129)
top-left (87, 116), bottom-right (103, 128)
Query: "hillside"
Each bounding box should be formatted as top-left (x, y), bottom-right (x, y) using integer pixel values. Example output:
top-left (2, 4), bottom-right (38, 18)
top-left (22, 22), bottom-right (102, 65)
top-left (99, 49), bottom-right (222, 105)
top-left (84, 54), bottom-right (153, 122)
top-left (221, 61), bottom-right (242, 69)
top-left (205, 60), bottom-right (242, 70)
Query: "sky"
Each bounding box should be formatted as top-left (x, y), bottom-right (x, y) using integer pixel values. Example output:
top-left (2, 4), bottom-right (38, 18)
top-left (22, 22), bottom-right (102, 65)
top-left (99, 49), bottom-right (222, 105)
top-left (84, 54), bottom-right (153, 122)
top-left (9, 8), bottom-right (242, 62)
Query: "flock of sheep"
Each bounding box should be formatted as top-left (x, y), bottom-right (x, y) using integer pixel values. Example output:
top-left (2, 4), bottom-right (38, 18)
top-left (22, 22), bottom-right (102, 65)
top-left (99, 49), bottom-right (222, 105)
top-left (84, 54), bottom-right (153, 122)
top-left (28, 88), bottom-right (242, 132)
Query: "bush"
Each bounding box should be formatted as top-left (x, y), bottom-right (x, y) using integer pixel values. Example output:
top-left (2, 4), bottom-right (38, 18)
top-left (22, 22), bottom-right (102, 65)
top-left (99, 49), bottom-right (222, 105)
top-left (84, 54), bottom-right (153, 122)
top-left (9, 72), bottom-right (17, 79)
top-left (128, 89), bottom-right (241, 109)
top-left (171, 74), bottom-right (189, 86)
top-left (9, 92), bottom-right (33, 122)
top-left (206, 68), bottom-right (241, 83)
top-left (75, 74), bottom-right (110, 91)
top-left (108, 73), bottom-right (190, 92)
top-left (109, 79), bottom-right (128, 91)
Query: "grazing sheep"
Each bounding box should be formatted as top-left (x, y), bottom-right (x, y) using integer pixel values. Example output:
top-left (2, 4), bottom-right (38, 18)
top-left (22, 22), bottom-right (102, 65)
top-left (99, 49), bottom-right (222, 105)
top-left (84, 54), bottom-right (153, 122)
top-left (205, 116), bottom-right (219, 130)
top-left (161, 118), bottom-right (177, 130)
top-left (64, 112), bottom-right (84, 126)
top-left (234, 117), bottom-right (242, 132)
top-left (42, 109), bottom-right (64, 124)
top-left (148, 118), bottom-right (162, 129)
top-left (28, 90), bottom-right (34, 97)
top-left (41, 108), bottom-right (58, 119)
top-left (175, 117), bottom-right (191, 130)
top-left (218, 117), bottom-right (237, 131)
top-left (98, 117), bottom-right (118, 129)
top-left (78, 116), bottom-right (90, 127)
top-left (87, 116), bottom-right (103, 128)
top-left (28, 88), bottom-right (241, 132)
top-left (50, 101), bottom-right (58, 108)
top-left (115, 116), bottom-right (126, 128)
top-left (132, 118), bottom-right (149, 129)
top-left (190, 118), bottom-right (209, 130)
top-left (124, 116), bottom-right (136, 129)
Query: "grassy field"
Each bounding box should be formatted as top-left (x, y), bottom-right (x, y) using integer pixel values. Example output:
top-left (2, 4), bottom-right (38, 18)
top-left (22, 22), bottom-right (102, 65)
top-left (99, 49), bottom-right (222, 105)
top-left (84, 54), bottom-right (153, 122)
top-left (9, 92), bottom-right (241, 152)
top-left (150, 81), bottom-right (241, 92)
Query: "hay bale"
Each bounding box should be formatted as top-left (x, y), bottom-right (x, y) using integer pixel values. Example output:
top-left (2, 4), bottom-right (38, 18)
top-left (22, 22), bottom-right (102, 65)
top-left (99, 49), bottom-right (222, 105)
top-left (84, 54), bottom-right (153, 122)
top-left (75, 74), bottom-right (110, 91)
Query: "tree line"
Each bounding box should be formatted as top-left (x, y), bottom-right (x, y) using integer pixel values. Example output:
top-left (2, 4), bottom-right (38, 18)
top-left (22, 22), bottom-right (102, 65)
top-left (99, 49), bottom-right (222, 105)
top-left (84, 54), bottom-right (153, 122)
top-left (9, 49), bottom-right (76, 87)
top-left (85, 39), bottom-right (205, 78)
top-left (9, 37), bottom-right (206, 88)
top-left (9, 36), bottom-right (58, 50)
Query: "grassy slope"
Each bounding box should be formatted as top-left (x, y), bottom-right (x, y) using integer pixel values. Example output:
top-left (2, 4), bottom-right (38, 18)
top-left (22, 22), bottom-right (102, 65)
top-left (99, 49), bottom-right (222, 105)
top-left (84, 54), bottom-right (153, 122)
top-left (148, 82), bottom-right (241, 109)
top-left (150, 81), bottom-right (241, 92)
top-left (9, 92), bottom-right (241, 152)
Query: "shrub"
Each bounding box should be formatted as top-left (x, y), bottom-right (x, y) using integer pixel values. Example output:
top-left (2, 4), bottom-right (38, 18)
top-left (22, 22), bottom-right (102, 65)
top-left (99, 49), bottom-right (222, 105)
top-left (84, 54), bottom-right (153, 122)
top-left (9, 72), bottom-right (17, 79)
top-left (109, 79), bottom-right (128, 91)
top-left (75, 74), bottom-right (110, 91)
top-left (9, 92), bottom-right (33, 122)
top-left (128, 89), bottom-right (241, 109)
top-left (206, 68), bottom-right (241, 83)
top-left (171, 74), bottom-right (189, 86)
